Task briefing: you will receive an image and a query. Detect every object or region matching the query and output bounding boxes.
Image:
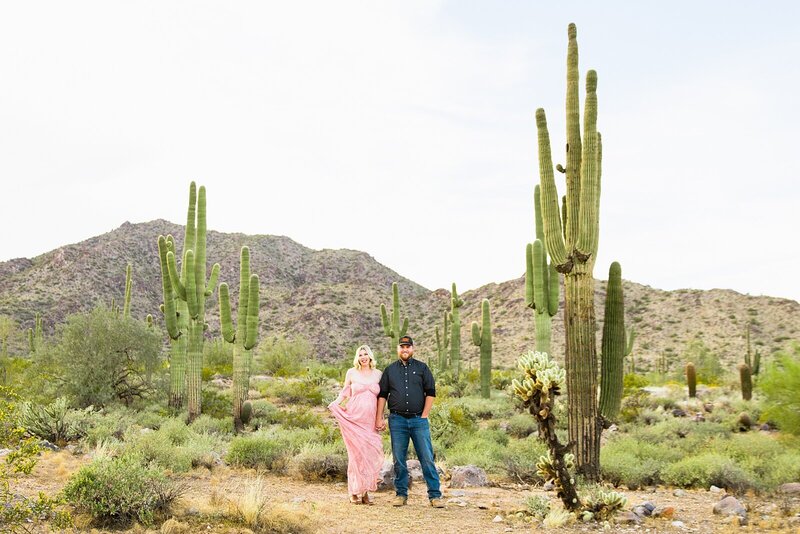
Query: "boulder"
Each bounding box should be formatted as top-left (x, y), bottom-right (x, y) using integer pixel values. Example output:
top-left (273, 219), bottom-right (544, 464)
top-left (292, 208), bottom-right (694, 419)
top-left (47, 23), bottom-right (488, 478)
top-left (712, 496), bottom-right (747, 524)
top-left (449, 465), bottom-right (489, 488)
top-left (778, 483), bottom-right (800, 494)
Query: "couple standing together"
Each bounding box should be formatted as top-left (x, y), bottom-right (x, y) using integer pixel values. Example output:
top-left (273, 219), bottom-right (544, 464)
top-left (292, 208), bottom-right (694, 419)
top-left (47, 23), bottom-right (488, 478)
top-left (328, 335), bottom-right (445, 508)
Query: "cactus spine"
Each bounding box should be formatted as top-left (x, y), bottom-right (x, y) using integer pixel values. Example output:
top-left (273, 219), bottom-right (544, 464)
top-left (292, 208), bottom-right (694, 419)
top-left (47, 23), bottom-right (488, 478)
top-left (435, 311), bottom-right (451, 371)
top-left (599, 262), bottom-right (626, 421)
top-left (525, 185), bottom-right (560, 355)
top-left (471, 299), bottom-right (493, 399)
top-left (450, 283), bottom-right (464, 378)
top-left (158, 182), bottom-right (220, 421)
top-left (220, 246), bottom-right (260, 432)
top-left (535, 23), bottom-right (603, 479)
top-left (686, 362), bottom-right (696, 398)
top-left (739, 363), bottom-right (752, 401)
top-left (380, 282), bottom-right (408, 355)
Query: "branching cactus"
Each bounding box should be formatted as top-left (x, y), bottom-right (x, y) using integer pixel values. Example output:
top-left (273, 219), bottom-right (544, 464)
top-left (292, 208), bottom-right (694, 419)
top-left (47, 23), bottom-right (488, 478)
top-left (471, 299), bottom-right (493, 399)
top-left (380, 282), bottom-right (408, 355)
top-left (599, 262), bottom-right (626, 421)
top-left (525, 185), bottom-right (560, 354)
top-left (28, 312), bottom-right (43, 355)
top-left (157, 182), bottom-right (221, 421)
top-left (435, 311), bottom-right (451, 371)
top-left (219, 246), bottom-right (260, 431)
top-left (686, 362), bottom-right (697, 398)
top-left (625, 327), bottom-right (636, 374)
top-left (744, 321), bottom-right (762, 376)
top-left (450, 283), bottom-right (464, 378)
top-left (739, 363), bottom-right (752, 401)
top-left (535, 23), bottom-right (604, 479)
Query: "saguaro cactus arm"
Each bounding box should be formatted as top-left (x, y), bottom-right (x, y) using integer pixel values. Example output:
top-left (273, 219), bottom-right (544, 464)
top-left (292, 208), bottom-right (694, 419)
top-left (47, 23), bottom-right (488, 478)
top-left (166, 250), bottom-right (187, 302)
top-left (158, 236), bottom-right (179, 339)
top-left (219, 283), bottom-right (235, 343)
top-left (205, 264), bottom-right (220, 297)
top-left (536, 108), bottom-right (569, 269)
top-left (244, 274), bottom-right (259, 350)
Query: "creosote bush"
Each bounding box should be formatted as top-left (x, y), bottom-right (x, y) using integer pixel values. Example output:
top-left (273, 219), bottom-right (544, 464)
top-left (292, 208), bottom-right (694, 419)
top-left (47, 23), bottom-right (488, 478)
top-left (289, 442), bottom-right (348, 481)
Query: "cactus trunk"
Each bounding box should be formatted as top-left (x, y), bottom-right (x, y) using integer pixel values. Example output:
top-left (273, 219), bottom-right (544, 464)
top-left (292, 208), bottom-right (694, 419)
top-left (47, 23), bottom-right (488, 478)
top-left (450, 283), bottom-right (464, 378)
top-left (739, 364), bottom-right (752, 401)
top-left (471, 299), bottom-right (493, 399)
top-left (599, 262), bottom-right (625, 421)
top-left (686, 362), bottom-right (697, 398)
top-left (380, 282), bottom-right (408, 356)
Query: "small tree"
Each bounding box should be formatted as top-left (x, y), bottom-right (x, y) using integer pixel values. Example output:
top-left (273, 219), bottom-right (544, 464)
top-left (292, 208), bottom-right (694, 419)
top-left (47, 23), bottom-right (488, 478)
top-left (760, 344), bottom-right (800, 435)
top-left (55, 305), bottom-right (162, 408)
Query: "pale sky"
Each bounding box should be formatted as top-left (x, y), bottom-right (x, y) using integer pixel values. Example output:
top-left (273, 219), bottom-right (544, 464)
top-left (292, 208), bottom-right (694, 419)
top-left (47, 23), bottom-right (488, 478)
top-left (1, 1), bottom-right (798, 301)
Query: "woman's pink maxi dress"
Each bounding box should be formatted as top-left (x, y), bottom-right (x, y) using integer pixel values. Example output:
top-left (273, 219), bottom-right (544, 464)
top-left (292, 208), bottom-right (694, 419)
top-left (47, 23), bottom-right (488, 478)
top-left (328, 382), bottom-right (384, 496)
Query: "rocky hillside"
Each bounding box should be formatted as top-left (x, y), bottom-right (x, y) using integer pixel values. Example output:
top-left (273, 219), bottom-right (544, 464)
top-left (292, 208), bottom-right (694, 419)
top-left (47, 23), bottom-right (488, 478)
top-left (1, 221), bottom-right (798, 370)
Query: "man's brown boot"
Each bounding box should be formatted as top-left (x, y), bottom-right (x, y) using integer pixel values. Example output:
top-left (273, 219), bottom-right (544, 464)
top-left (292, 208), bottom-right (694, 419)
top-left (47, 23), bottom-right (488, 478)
top-left (391, 495), bottom-right (408, 506)
top-left (429, 498), bottom-right (445, 508)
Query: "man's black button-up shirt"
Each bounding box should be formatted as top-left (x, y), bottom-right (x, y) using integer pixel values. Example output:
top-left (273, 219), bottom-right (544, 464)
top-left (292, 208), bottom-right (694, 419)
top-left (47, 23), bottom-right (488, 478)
top-left (378, 357), bottom-right (436, 415)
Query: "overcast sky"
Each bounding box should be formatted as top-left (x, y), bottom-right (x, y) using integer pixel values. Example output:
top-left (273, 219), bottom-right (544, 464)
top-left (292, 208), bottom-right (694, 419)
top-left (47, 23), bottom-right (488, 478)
top-left (1, 1), bottom-right (798, 302)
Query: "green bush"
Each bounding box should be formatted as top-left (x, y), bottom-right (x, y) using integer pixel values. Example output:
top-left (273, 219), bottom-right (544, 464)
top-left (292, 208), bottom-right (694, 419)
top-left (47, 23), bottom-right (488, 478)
top-left (428, 400), bottom-right (477, 448)
top-left (600, 437), bottom-right (676, 488)
top-left (122, 420), bottom-right (225, 473)
top-left (458, 395), bottom-right (514, 420)
top-left (491, 369), bottom-right (514, 391)
top-left (760, 346), bottom-right (800, 435)
top-left (256, 336), bottom-right (311, 377)
top-left (289, 442), bottom-right (348, 482)
top-left (502, 436), bottom-right (547, 483)
top-left (524, 495), bottom-right (551, 519)
top-left (681, 339), bottom-right (725, 385)
top-left (80, 408), bottom-right (138, 447)
top-left (662, 452), bottom-right (754, 492)
top-left (227, 427), bottom-right (327, 471)
top-left (190, 414), bottom-right (234, 436)
top-left (18, 397), bottom-right (87, 444)
top-left (507, 413), bottom-right (538, 438)
top-left (271, 379), bottom-right (325, 406)
top-left (444, 431), bottom-right (507, 472)
top-left (201, 388), bottom-right (232, 419)
top-left (63, 455), bottom-right (182, 525)
top-left (203, 339), bottom-right (233, 378)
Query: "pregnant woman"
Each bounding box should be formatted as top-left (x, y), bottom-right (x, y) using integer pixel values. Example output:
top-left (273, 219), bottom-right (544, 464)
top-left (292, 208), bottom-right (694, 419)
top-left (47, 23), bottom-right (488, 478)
top-left (328, 344), bottom-right (385, 504)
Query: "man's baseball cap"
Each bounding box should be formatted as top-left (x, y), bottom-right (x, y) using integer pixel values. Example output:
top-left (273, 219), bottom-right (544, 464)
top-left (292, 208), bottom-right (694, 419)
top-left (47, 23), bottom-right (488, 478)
top-left (398, 336), bottom-right (414, 346)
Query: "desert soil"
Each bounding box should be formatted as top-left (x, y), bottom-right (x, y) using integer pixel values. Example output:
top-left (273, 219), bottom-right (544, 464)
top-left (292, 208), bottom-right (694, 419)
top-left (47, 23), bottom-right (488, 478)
top-left (15, 450), bottom-right (800, 533)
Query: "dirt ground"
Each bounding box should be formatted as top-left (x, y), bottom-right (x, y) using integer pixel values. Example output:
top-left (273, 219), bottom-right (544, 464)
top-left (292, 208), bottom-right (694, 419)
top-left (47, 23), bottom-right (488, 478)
top-left (14, 450), bottom-right (800, 533)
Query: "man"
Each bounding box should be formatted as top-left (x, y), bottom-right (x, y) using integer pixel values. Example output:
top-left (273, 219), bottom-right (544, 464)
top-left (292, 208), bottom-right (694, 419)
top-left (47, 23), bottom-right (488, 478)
top-left (376, 335), bottom-right (444, 507)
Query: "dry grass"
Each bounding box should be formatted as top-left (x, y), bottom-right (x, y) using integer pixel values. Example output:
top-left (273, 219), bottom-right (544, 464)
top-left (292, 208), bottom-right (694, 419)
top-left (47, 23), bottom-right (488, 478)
top-left (229, 476), bottom-right (270, 529)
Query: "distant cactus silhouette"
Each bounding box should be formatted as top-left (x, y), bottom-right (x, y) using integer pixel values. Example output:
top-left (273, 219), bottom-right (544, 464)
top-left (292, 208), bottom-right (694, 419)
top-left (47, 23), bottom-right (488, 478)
top-left (471, 299), bottom-right (493, 399)
top-left (686, 362), bottom-right (696, 398)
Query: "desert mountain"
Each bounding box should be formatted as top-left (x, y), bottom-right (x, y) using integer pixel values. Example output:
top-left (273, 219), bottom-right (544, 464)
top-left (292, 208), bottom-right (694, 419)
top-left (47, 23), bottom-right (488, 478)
top-left (1, 221), bottom-right (798, 370)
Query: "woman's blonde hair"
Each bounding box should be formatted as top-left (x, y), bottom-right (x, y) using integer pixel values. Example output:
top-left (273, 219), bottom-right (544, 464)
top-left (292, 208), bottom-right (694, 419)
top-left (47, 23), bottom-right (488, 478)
top-left (352, 344), bottom-right (377, 370)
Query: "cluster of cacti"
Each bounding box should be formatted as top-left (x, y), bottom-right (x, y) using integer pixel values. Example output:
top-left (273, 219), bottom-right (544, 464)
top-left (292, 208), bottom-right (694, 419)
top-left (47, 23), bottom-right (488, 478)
top-left (739, 363), bottom-right (752, 401)
top-left (28, 312), bottom-right (44, 355)
top-left (219, 246), bottom-right (260, 431)
top-left (656, 352), bottom-right (669, 376)
top-left (471, 299), bottom-right (493, 398)
top-left (599, 262), bottom-right (626, 421)
top-left (449, 283), bottom-right (464, 377)
top-left (380, 282), bottom-right (408, 355)
top-left (435, 311), bottom-right (450, 370)
top-left (534, 23), bottom-right (604, 479)
top-left (157, 182), bottom-right (221, 421)
top-left (686, 362), bottom-right (696, 398)
top-left (525, 185), bottom-right (560, 355)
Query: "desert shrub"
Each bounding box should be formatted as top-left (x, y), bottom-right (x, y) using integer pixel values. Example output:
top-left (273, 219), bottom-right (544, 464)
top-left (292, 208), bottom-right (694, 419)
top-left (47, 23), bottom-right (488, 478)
top-left (502, 436), bottom-right (547, 484)
top-left (133, 403), bottom-right (169, 430)
top-left (760, 346), bottom-right (800, 435)
top-left (444, 431), bottom-right (507, 472)
top-left (435, 370), bottom-right (469, 398)
top-left (628, 418), bottom-right (729, 453)
top-left (81, 408), bottom-right (138, 447)
top-left (256, 336), bottom-right (311, 377)
top-left (760, 450), bottom-right (800, 488)
top-left (124, 430), bottom-right (195, 473)
top-left (271, 379), bottom-right (325, 406)
top-left (622, 373), bottom-right (649, 394)
top-left (681, 339), bottom-right (725, 385)
top-left (158, 417), bottom-right (192, 444)
top-left (201, 388), bottom-right (232, 419)
top-left (248, 399), bottom-right (281, 428)
top-left (525, 495), bottom-right (551, 519)
top-left (600, 437), bottom-right (676, 488)
top-left (507, 413), bottom-right (538, 438)
top-left (227, 427), bottom-right (325, 471)
top-left (18, 397), bottom-right (87, 444)
top-left (54, 305), bottom-right (162, 407)
top-left (458, 395), bottom-right (514, 420)
top-left (289, 442), bottom-right (348, 482)
top-left (203, 339), bottom-right (233, 378)
top-left (662, 452), bottom-right (754, 492)
top-left (491, 368), bottom-right (514, 391)
top-left (63, 455), bottom-right (182, 525)
top-left (428, 400), bottom-right (477, 448)
top-left (618, 388), bottom-right (651, 423)
top-left (190, 414), bottom-right (234, 436)
top-left (272, 406), bottom-right (328, 430)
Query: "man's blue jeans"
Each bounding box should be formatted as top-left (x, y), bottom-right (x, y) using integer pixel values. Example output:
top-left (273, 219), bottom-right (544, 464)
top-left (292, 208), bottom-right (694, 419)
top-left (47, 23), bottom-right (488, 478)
top-left (388, 413), bottom-right (441, 499)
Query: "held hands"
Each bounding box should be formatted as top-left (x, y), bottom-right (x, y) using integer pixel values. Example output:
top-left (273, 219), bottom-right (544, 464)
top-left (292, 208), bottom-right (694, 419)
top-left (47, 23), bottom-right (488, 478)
top-left (375, 417), bottom-right (386, 432)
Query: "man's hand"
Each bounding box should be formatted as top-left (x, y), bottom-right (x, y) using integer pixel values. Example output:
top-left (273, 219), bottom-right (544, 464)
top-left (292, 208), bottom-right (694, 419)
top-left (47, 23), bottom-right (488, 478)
top-left (375, 417), bottom-right (386, 431)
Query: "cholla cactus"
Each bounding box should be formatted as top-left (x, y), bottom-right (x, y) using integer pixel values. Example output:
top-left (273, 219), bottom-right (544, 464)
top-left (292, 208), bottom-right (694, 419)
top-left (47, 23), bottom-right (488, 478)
top-left (580, 487), bottom-right (628, 522)
top-left (512, 351), bottom-right (579, 511)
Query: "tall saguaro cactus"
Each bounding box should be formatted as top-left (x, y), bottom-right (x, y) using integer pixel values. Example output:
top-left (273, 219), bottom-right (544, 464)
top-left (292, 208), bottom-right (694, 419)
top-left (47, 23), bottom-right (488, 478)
top-left (599, 262), bottom-right (626, 421)
top-left (739, 364), bottom-right (753, 401)
top-left (471, 299), bottom-right (493, 399)
top-left (435, 311), bottom-right (451, 371)
top-left (123, 263), bottom-right (132, 320)
top-left (450, 283), bottom-right (465, 378)
top-left (535, 23), bottom-right (604, 479)
top-left (686, 362), bottom-right (697, 398)
top-left (28, 312), bottom-right (43, 355)
top-left (158, 182), bottom-right (220, 421)
top-left (219, 246), bottom-right (260, 431)
top-left (526, 185), bottom-right (560, 355)
top-left (380, 282), bottom-right (408, 355)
